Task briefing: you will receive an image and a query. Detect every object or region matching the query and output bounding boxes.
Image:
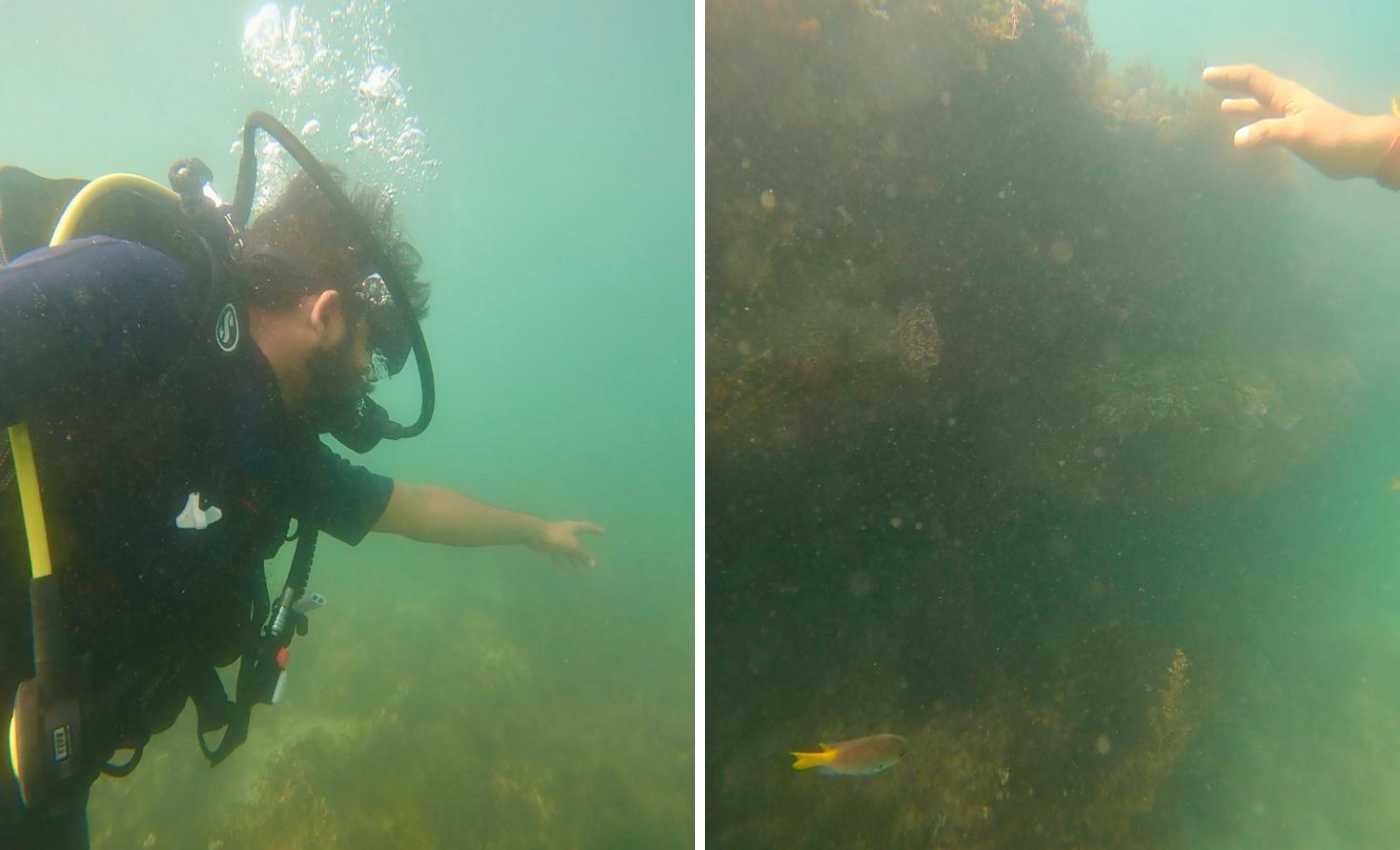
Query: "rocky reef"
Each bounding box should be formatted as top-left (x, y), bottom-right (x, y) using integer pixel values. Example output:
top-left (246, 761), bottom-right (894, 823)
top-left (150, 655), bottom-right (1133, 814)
top-left (708, 0), bottom-right (1360, 514)
top-left (707, 1), bottom-right (1383, 848)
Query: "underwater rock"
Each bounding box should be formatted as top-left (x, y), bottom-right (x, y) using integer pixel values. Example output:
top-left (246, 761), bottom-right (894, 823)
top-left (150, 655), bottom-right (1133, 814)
top-left (710, 48), bottom-right (1355, 506)
top-left (894, 302), bottom-right (943, 378)
top-left (1047, 237), bottom-right (1074, 265)
top-left (707, 2), bottom-right (1384, 843)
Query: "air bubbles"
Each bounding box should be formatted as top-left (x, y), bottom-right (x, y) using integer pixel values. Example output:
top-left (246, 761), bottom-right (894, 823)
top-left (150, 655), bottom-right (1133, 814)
top-left (356, 64), bottom-right (402, 106)
top-left (349, 122), bottom-right (372, 149)
top-left (236, 1), bottom-right (439, 211)
top-left (241, 2), bottom-right (334, 99)
top-left (243, 4), bottom-right (283, 52)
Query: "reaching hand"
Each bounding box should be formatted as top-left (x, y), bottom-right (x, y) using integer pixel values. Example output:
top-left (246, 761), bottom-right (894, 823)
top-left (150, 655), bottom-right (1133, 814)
top-left (530, 519), bottom-right (605, 570)
top-left (1202, 64), bottom-right (1400, 181)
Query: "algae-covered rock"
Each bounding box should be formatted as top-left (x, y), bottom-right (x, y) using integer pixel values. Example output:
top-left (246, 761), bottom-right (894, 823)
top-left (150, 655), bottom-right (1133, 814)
top-left (707, 0), bottom-right (1350, 513)
top-left (705, 2), bottom-right (1380, 849)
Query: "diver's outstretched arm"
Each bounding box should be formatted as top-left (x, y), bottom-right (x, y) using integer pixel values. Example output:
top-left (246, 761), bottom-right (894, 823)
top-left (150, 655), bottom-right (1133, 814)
top-left (1203, 63), bottom-right (1400, 185)
top-left (372, 480), bottom-right (603, 569)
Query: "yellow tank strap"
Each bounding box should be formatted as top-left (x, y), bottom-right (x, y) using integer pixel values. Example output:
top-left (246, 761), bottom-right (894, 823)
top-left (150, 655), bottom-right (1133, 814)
top-left (7, 425), bottom-right (52, 579)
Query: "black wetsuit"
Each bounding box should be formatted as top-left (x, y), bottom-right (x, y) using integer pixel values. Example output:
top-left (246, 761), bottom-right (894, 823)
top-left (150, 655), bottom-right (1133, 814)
top-left (0, 237), bottom-right (394, 848)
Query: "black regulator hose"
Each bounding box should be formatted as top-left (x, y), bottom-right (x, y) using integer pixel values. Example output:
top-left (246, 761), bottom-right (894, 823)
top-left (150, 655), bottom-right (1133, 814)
top-left (232, 111), bottom-right (436, 441)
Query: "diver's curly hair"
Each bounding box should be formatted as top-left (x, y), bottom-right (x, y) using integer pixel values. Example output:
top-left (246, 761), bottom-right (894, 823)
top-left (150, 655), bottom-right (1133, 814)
top-left (237, 167), bottom-right (429, 321)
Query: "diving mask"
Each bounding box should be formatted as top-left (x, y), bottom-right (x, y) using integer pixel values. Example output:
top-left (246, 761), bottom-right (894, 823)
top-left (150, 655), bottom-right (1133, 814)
top-left (354, 272), bottom-right (412, 378)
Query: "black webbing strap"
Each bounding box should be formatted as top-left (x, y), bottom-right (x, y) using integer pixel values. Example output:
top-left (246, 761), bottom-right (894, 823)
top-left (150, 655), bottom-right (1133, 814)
top-left (195, 526), bottom-right (316, 767)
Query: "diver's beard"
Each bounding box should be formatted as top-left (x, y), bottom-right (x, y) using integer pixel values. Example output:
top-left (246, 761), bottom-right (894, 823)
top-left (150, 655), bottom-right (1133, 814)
top-left (303, 341), bottom-right (371, 433)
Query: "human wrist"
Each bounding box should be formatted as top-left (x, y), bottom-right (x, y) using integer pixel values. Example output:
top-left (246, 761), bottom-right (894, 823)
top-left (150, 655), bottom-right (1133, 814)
top-left (521, 515), bottom-right (550, 547)
top-left (1354, 114), bottom-right (1400, 183)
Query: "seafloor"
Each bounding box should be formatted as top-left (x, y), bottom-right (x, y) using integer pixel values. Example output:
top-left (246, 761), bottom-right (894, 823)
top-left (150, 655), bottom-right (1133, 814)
top-left (87, 540), bottom-right (693, 850)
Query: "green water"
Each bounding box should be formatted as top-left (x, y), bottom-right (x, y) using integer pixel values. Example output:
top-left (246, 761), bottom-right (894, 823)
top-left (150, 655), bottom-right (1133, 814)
top-left (4, 2), bottom-right (693, 848)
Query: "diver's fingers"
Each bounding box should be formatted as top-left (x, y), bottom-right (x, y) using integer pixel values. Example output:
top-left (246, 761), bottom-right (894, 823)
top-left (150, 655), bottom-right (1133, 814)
top-left (1220, 97), bottom-right (1265, 116)
top-left (1234, 116), bottom-right (1302, 149)
top-left (1202, 64), bottom-right (1292, 102)
top-left (570, 521), bottom-right (605, 536)
top-left (1201, 64), bottom-right (1261, 92)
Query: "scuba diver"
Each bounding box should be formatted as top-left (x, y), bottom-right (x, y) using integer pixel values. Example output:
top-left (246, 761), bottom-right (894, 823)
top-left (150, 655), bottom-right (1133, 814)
top-left (0, 114), bottom-right (602, 848)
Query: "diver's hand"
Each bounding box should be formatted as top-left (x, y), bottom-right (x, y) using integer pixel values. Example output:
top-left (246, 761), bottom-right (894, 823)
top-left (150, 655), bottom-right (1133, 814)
top-left (1202, 64), bottom-right (1400, 180)
top-left (529, 519), bottom-right (604, 569)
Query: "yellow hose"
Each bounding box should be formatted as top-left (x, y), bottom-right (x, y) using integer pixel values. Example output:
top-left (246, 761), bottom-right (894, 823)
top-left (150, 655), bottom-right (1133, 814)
top-left (8, 173), bottom-right (180, 580)
top-left (49, 173), bottom-right (177, 245)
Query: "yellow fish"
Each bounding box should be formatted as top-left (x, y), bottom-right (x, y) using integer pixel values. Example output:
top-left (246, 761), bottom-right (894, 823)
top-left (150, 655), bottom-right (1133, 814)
top-left (1390, 476), bottom-right (1400, 492)
top-left (791, 733), bottom-right (908, 777)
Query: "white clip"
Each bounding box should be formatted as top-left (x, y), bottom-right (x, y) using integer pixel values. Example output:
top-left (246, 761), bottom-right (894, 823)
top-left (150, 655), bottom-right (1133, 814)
top-left (175, 491), bottom-right (223, 530)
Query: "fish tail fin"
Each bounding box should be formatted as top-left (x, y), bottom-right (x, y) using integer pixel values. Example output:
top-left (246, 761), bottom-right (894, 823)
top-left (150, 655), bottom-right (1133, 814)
top-left (790, 745), bottom-right (838, 770)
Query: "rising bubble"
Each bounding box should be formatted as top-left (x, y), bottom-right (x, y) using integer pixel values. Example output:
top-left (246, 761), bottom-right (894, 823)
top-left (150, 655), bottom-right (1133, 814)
top-left (237, 1), bottom-right (439, 213)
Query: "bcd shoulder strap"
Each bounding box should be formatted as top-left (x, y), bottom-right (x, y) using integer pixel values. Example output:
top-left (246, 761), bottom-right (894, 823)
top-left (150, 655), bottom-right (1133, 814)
top-left (0, 166), bottom-right (88, 265)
